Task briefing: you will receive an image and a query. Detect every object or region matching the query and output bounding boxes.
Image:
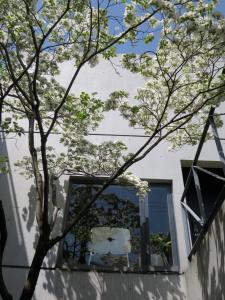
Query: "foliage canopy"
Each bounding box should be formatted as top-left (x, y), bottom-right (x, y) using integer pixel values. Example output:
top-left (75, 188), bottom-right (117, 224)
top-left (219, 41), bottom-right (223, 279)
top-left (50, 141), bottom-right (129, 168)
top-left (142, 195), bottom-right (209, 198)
top-left (0, 0), bottom-right (225, 299)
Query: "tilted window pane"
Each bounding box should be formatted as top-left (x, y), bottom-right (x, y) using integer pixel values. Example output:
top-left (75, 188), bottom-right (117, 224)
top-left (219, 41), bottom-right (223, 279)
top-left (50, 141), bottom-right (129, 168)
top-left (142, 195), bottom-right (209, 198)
top-left (182, 167), bottom-right (224, 245)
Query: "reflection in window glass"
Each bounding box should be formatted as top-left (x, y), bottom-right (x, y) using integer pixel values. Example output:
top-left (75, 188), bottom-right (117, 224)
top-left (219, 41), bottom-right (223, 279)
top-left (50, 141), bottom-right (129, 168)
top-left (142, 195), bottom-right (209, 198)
top-left (148, 185), bottom-right (172, 266)
top-left (63, 180), bottom-right (174, 269)
top-left (63, 184), bottom-right (140, 268)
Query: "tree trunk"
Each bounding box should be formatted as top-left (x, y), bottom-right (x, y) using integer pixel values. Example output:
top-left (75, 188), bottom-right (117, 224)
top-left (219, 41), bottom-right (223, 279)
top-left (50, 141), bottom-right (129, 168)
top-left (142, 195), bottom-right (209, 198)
top-left (0, 201), bottom-right (13, 300)
top-left (19, 236), bottom-right (49, 300)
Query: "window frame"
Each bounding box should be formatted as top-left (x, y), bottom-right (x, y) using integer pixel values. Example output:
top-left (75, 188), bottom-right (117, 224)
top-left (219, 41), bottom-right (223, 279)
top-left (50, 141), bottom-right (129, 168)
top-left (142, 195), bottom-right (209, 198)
top-left (181, 163), bottom-right (225, 259)
top-left (57, 176), bottom-right (179, 273)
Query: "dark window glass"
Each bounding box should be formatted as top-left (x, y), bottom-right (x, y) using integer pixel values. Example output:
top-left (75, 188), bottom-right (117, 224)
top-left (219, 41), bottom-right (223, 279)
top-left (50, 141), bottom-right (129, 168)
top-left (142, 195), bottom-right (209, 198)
top-left (63, 180), bottom-right (175, 269)
top-left (63, 183), bottom-right (140, 268)
top-left (182, 167), bottom-right (224, 244)
top-left (149, 185), bottom-right (173, 266)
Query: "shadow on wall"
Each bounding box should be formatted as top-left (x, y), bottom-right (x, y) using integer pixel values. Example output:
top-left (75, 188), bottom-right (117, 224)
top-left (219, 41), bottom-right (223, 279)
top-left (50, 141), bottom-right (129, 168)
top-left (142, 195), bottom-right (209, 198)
top-left (195, 204), bottom-right (225, 300)
top-left (37, 182), bottom-right (187, 299)
top-left (23, 179), bottom-right (66, 268)
top-left (0, 131), bottom-right (69, 299)
top-left (40, 269), bottom-right (187, 300)
top-left (0, 133), bottom-right (29, 299)
top-left (0, 132), bottom-right (187, 299)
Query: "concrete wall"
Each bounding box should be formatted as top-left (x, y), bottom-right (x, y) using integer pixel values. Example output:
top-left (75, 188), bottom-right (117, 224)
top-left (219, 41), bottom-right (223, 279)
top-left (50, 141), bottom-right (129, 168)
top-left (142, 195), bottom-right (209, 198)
top-left (1, 58), bottom-right (225, 299)
top-left (185, 200), bottom-right (225, 300)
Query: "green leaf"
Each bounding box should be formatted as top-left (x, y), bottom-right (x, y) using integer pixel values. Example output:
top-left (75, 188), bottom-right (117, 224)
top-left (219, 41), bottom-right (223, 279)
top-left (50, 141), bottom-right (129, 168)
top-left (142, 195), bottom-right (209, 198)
top-left (144, 34), bottom-right (154, 44)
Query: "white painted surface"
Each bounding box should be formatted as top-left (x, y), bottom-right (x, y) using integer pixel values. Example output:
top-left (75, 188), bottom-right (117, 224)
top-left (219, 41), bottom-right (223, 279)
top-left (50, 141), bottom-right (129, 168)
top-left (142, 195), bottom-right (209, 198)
top-left (185, 201), bottom-right (225, 300)
top-left (1, 58), bottom-right (225, 299)
top-left (89, 227), bottom-right (131, 255)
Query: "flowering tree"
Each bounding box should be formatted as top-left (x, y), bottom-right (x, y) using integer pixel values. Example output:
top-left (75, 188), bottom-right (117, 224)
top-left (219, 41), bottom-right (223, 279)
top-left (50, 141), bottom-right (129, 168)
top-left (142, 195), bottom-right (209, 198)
top-left (0, 0), bottom-right (225, 299)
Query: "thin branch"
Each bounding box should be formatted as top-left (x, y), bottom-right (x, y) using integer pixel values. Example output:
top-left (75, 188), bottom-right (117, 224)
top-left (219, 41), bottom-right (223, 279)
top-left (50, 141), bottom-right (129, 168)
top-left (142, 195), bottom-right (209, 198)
top-left (22, 0), bottom-right (45, 37)
top-left (4, 100), bottom-right (27, 114)
top-left (45, 8), bottom-right (160, 138)
top-left (23, 0), bottom-right (38, 51)
top-left (1, 46), bottom-right (33, 107)
top-left (95, 0), bottom-right (100, 52)
top-left (49, 82), bottom-right (225, 247)
top-left (0, 1), bottom-right (71, 106)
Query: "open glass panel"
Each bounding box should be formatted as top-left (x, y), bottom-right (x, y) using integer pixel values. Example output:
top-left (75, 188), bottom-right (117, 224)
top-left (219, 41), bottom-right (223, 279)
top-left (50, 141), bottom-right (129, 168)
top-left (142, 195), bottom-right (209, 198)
top-left (182, 167), bottom-right (224, 245)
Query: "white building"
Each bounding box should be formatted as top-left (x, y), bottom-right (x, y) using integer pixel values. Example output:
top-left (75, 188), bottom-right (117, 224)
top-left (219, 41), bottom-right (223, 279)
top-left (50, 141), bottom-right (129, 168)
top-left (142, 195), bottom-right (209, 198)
top-left (1, 59), bottom-right (225, 300)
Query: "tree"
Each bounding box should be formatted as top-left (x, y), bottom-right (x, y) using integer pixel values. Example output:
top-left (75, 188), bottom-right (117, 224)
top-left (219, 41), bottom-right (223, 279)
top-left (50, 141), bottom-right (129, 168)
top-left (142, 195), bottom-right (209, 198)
top-left (0, 0), bottom-right (225, 299)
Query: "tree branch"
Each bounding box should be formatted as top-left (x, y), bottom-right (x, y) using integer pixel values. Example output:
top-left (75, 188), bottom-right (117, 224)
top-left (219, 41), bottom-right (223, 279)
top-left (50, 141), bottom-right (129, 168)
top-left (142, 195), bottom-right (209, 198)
top-left (45, 8), bottom-right (160, 138)
top-left (49, 175), bottom-right (60, 231)
top-left (49, 81), bottom-right (225, 247)
top-left (28, 116), bottom-right (44, 230)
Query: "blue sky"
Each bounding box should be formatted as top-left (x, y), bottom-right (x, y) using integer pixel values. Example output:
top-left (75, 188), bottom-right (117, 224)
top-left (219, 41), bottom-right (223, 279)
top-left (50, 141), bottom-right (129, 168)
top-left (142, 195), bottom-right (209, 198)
top-left (216, 0), bottom-right (225, 15)
top-left (116, 0), bottom-right (225, 54)
top-left (37, 0), bottom-right (225, 54)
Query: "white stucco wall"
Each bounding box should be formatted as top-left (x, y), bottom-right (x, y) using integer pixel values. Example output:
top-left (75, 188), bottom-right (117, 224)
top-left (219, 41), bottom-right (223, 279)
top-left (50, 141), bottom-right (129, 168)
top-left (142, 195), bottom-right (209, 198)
top-left (1, 58), bottom-right (225, 299)
top-left (185, 200), bottom-right (225, 300)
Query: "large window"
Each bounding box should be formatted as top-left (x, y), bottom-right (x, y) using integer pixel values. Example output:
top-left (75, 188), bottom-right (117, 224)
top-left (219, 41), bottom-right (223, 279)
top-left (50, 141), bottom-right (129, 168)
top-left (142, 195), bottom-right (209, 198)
top-left (62, 178), bottom-right (177, 271)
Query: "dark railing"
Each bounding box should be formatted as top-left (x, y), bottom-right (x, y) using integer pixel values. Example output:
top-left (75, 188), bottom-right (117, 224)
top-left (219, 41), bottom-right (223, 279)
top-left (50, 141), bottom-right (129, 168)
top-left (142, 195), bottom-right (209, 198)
top-left (180, 107), bottom-right (225, 260)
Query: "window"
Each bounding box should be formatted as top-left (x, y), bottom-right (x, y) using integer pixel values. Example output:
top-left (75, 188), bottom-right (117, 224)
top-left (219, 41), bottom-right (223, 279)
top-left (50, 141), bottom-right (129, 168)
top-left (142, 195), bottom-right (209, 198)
top-left (62, 178), bottom-right (177, 271)
top-left (182, 166), bottom-right (224, 245)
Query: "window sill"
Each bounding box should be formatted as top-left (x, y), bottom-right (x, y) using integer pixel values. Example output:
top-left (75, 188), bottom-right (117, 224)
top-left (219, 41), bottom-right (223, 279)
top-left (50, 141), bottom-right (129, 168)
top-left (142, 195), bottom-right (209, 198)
top-left (58, 262), bottom-right (179, 274)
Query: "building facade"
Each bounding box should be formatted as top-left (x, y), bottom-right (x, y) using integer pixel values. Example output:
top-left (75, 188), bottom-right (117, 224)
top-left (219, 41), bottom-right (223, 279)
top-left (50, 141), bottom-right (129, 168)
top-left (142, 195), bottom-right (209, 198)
top-left (1, 59), bottom-right (225, 299)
